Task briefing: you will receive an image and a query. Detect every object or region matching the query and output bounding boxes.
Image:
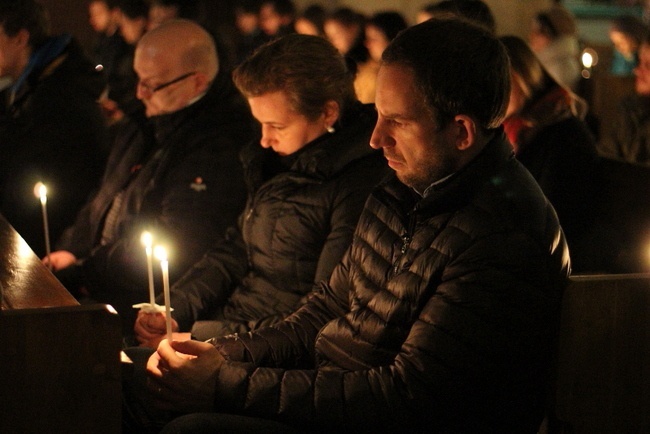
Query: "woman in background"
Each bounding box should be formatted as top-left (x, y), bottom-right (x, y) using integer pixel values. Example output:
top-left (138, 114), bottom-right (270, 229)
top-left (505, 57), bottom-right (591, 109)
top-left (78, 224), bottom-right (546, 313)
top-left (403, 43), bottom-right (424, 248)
top-left (294, 4), bottom-right (326, 36)
top-left (356, 10), bottom-right (407, 103)
top-left (528, 5), bottom-right (581, 91)
top-left (501, 35), bottom-right (598, 272)
top-left (609, 15), bottom-right (648, 76)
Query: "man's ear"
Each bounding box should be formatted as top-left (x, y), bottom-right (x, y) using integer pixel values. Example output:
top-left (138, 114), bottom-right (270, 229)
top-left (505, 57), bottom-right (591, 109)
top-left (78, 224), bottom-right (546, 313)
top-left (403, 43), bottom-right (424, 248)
top-left (453, 114), bottom-right (477, 151)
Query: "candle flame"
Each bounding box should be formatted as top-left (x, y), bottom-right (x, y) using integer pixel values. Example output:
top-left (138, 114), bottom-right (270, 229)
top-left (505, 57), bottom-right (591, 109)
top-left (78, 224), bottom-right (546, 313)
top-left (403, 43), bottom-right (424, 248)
top-left (34, 182), bottom-right (47, 204)
top-left (141, 231), bottom-right (153, 248)
top-left (581, 47), bottom-right (598, 69)
top-left (154, 245), bottom-right (167, 262)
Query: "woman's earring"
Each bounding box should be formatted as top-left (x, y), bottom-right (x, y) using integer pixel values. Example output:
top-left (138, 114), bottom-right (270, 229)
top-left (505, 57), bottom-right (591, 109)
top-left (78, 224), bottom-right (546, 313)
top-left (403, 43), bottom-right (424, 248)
top-left (326, 125), bottom-right (335, 134)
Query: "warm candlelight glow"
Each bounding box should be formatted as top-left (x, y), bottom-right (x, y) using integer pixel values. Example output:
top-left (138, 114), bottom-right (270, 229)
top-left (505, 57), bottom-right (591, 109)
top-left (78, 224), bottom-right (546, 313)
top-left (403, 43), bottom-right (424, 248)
top-left (154, 245), bottom-right (167, 262)
top-left (34, 182), bottom-right (47, 205)
top-left (141, 231), bottom-right (153, 248)
top-left (154, 245), bottom-right (173, 341)
top-left (34, 181), bottom-right (51, 269)
top-left (142, 231), bottom-right (155, 305)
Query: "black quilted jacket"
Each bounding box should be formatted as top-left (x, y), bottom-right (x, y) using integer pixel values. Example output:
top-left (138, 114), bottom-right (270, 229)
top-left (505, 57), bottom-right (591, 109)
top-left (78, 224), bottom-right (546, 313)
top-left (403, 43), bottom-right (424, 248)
top-left (56, 72), bottom-right (254, 325)
top-left (166, 103), bottom-right (389, 338)
top-left (213, 132), bottom-right (570, 434)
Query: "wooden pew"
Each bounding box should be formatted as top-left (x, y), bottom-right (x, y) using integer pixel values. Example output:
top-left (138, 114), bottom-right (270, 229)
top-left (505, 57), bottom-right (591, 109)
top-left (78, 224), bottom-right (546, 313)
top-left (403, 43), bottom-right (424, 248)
top-left (0, 214), bottom-right (122, 433)
top-left (546, 273), bottom-right (650, 434)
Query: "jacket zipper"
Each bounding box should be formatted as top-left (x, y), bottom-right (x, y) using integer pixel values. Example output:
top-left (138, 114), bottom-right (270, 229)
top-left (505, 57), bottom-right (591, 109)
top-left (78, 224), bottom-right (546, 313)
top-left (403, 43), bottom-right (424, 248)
top-left (393, 212), bottom-right (416, 275)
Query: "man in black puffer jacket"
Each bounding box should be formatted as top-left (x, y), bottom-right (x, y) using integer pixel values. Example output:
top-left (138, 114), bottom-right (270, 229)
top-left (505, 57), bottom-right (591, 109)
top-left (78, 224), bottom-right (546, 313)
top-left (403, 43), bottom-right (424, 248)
top-left (49, 20), bottom-right (253, 334)
top-left (140, 18), bottom-right (570, 434)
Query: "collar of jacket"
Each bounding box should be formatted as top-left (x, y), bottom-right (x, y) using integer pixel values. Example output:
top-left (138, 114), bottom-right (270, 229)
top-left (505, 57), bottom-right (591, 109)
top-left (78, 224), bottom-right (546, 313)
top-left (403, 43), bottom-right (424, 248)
top-left (242, 102), bottom-right (379, 181)
top-left (11, 34), bottom-right (71, 97)
top-left (383, 129), bottom-right (515, 218)
top-left (148, 70), bottom-right (231, 143)
top-left (10, 34), bottom-right (72, 106)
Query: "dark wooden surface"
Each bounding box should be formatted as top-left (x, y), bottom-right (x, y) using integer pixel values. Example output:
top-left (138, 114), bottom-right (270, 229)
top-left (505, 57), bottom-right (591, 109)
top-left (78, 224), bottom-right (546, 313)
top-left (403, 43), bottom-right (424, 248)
top-left (550, 273), bottom-right (650, 434)
top-left (0, 213), bottom-right (123, 433)
top-left (0, 213), bottom-right (78, 309)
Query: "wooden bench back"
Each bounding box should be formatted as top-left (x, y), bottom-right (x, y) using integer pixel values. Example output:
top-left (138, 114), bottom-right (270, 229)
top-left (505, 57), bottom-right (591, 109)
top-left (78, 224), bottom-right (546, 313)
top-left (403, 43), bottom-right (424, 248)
top-left (546, 274), bottom-right (650, 434)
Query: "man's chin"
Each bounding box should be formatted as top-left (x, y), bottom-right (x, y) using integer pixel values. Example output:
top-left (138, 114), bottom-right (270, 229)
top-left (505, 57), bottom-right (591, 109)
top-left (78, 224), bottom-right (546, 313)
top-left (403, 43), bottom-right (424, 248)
top-left (144, 105), bottom-right (165, 118)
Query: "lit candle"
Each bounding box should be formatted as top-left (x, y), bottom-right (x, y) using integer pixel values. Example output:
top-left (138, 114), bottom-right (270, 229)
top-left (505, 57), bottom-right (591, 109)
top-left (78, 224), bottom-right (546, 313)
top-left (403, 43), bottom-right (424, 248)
top-left (33, 182), bottom-right (51, 270)
top-left (154, 245), bottom-right (172, 342)
top-left (140, 231), bottom-right (155, 305)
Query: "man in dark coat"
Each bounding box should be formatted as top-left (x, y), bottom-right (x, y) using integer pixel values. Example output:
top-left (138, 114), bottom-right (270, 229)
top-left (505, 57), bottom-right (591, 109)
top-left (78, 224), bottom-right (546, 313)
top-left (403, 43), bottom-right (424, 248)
top-left (0, 0), bottom-right (108, 258)
top-left (134, 18), bottom-right (569, 434)
top-left (48, 19), bottom-right (253, 334)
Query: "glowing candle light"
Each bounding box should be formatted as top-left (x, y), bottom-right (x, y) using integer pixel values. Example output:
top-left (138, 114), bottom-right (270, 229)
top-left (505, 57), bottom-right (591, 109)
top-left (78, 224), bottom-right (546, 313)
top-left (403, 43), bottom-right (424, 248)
top-left (33, 182), bottom-right (51, 270)
top-left (141, 231), bottom-right (155, 305)
top-left (154, 245), bottom-right (172, 342)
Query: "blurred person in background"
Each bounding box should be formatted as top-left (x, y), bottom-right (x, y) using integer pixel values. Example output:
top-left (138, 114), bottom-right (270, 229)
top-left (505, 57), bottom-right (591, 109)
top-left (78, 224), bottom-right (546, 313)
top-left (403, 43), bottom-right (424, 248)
top-left (324, 7), bottom-right (370, 103)
top-left (294, 4), bottom-right (326, 37)
top-left (0, 0), bottom-right (108, 258)
top-left (258, 0), bottom-right (296, 40)
top-left (147, 0), bottom-right (197, 31)
top-left (501, 35), bottom-right (598, 272)
top-left (233, 0), bottom-right (265, 64)
top-left (608, 14), bottom-right (648, 76)
top-left (88, 0), bottom-right (129, 80)
top-left (356, 10), bottom-right (407, 103)
top-left (324, 7), bottom-right (368, 66)
top-left (416, 0), bottom-right (496, 33)
top-left (529, 5), bottom-right (581, 91)
top-left (598, 31), bottom-right (650, 165)
top-left (99, 0), bottom-right (149, 126)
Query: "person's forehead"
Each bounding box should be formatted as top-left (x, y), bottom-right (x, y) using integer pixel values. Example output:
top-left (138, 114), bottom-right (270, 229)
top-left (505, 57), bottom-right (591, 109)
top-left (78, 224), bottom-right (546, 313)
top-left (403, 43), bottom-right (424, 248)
top-left (377, 64), bottom-right (418, 97)
top-left (134, 49), bottom-right (176, 78)
top-left (376, 64), bottom-right (428, 117)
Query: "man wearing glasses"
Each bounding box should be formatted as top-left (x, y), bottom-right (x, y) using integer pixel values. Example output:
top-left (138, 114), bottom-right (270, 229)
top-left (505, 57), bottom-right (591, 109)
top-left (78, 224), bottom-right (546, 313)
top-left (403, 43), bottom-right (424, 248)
top-left (47, 19), bottom-right (254, 338)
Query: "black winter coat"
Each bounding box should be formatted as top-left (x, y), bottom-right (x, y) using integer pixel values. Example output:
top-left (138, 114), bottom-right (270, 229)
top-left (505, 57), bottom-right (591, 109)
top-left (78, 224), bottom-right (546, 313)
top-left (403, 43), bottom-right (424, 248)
top-left (56, 72), bottom-right (253, 327)
top-left (213, 133), bottom-right (570, 434)
top-left (0, 36), bottom-right (108, 257)
top-left (165, 103), bottom-right (389, 339)
top-left (516, 117), bottom-right (598, 272)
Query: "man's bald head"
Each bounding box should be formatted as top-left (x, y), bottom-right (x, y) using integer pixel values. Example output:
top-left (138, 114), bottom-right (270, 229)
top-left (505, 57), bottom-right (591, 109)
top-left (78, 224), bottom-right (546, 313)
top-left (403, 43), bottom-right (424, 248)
top-left (137, 19), bottom-right (218, 81)
top-left (134, 19), bottom-right (219, 117)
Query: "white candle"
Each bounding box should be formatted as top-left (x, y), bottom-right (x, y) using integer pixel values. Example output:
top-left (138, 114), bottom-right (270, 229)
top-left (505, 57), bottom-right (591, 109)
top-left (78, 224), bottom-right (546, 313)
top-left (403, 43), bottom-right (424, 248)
top-left (33, 182), bottom-right (51, 270)
top-left (140, 231), bottom-right (155, 305)
top-left (154, 245), bottom-right (172, 342)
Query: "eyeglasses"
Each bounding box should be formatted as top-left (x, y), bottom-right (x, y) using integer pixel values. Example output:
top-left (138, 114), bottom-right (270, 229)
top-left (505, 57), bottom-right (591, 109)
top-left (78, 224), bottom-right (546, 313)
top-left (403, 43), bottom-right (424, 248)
top-left (137, 71), bottom-right (197, 95)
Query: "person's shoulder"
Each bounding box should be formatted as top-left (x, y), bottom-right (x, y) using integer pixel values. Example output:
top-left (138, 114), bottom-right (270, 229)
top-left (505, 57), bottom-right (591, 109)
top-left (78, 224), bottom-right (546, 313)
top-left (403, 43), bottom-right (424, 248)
top-left (44, 38), bottom-right (106, 98)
